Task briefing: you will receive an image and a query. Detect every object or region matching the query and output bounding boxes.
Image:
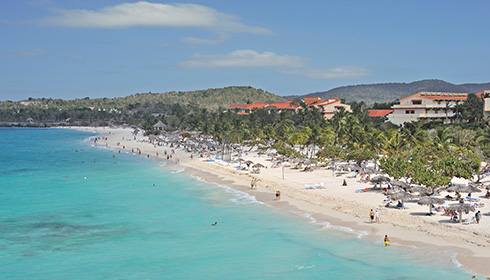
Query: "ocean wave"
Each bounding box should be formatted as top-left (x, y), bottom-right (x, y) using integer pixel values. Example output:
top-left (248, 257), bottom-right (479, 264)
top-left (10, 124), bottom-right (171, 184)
top-left (450, 255), bottom-right (462, 267)
top-left (171, 168), bottom-right (185, 174)
top-left (296, 212), bottom-right (368, 238)
top-left (295, 264), bottom-right (315, 270)
top-left (190, 176), bottom-right (267, 206)
top-left (222, 185), bottom-right (266, 206)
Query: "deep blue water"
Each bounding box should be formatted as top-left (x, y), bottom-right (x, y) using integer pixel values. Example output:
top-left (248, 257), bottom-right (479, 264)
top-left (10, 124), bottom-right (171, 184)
top-left (0, 127), bottom-right (472, 279)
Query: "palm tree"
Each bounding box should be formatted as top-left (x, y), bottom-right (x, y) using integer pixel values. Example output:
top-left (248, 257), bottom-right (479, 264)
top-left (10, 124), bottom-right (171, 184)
top-left (476, 127), bottom-right (490, 147)
top-left (382, 130), bottom-right (406, 157)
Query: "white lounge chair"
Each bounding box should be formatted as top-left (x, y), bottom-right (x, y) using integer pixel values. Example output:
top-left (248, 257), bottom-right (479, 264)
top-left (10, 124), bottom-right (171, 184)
top-left (315, 182), bottom-right (326, 189)
top-left (462, 217), bottom-right (476, 225)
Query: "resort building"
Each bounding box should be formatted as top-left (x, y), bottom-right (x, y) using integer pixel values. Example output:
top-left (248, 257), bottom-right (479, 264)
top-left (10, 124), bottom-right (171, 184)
top-left (230, 97), bottom-right (351, 119)
top-left (478, 89), bottom-right (490, 119)
top-left (310, 98), bottom-right (352, 119)
top-left (388, 92), bottom-right (468, 125)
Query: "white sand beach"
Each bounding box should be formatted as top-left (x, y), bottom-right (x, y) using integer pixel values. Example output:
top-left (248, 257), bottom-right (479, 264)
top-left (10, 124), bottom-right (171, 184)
top-left (66, 126), bottom-right (490, 276)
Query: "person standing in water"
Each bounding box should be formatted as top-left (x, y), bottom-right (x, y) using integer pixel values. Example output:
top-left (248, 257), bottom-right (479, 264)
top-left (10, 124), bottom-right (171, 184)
top-left (384, 235), bottom-right (390, 246)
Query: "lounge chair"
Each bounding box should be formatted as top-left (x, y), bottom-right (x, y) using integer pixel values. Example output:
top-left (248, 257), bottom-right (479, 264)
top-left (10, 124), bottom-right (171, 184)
top-left (315, 182), bottom-right (326, 189)
top-left (305, 184), bottom-right (315, 190)
top-left (462, 217), bottom-right (476, 225)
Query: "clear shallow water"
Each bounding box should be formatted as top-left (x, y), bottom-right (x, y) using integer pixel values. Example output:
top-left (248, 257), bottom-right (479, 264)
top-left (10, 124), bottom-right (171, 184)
top-left (0, 128), bottom-right (472, 279)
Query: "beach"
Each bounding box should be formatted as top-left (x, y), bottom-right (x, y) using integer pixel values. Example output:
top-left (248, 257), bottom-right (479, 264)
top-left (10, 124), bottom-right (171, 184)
top-left (70, 126), bottom-right (490, 277)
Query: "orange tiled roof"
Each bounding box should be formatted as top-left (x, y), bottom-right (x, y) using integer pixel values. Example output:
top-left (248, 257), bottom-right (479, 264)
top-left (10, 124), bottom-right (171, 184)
top-left (368, 109), bottom-right (393, 117)
top-left (269, 102), bottom-right (299, 109)
top-left (303, 96), bottom-right (322, 104)
top-left (314, 98), bottom-right (340, 107)
top-left (400, 92), bottom-right (468, 101)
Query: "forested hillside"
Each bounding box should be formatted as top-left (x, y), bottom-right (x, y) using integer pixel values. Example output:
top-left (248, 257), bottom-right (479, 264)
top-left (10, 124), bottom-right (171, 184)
top-left (0, 86), bottom-right (284, 127)
top-left (288, 80), bottom-right (490, 105)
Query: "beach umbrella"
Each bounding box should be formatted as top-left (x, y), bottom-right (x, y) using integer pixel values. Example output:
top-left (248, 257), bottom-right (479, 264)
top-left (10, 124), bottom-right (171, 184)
top-left (244, 160), bottom-right (254, 167)
top-left (362, 169), bottom-right (380, 174)
top-left (371, 176), bottom-right (390, 188)
top-left (391, 181), bottom-right (409, 188)
top-left (447, 203), bottom-right (475, 223)
top-left (417, 196), bottom-right (445, 215)
top-left (305, 159), bottom-right (317, 167)
top-left (371, 176), bottom-right (390, 184)
top-left (252, 163), bottom-right (265, 169)
top-left (446, 184), bottom-right (481, 193)
top-left (389, 192), bottom-right (412, 207)
top-left (407, 185), bottom-right (431, 195)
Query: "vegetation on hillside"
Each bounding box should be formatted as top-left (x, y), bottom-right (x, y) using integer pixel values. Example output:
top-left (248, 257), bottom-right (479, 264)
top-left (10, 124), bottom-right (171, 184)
top-left (287, 79), bottom-right (490, 105)
top-left (0, 86), bottom-right (284, 126)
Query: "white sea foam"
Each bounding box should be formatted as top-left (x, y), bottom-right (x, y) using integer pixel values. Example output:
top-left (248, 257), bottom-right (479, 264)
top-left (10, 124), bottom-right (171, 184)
top-left (222, 185), bottom-right (266, 206)
top-left (296, 211), bottom-right (368, 238)
top-left (450, 253), bottom-right (462, 267)
top-left (190, 175), bottom-right (266, 206)
top-left (171, 168), bottom-right (185, 174)
top-left (295, 264), bottom-right (315, 270)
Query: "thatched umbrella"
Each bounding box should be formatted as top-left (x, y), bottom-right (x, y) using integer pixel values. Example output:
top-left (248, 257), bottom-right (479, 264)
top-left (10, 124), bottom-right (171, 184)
top-left (389, 192), bottom-right (412, 207)
top-left (372, 175), bottom-right (390, 188)
top-left (407, 185), bottom-right (432, 196)
top-left (391, 181), bottom-right (409, 188)
top-left (417, 196), bottom-right (445, 215)
top-left (252, 163), bottom-right (265, 169)
top-left (305, 159), bottom-right (317, 167)
top-left (362, 168), bottom-right (380, 175)
top-left (371, 176), bottom-right (390, 184)
top-left (447, 203), bottom-right (475, 223)
top-left (446, 184), bottom-right (481, 193)
top-left (244, 160), bottom-right (254, 167)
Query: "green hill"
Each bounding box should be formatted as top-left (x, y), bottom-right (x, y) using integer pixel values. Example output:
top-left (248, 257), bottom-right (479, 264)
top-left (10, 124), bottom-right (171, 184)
top-left (287, 79), bottom-right (490, 105)
top-left (0, 86), bottom-right (284, 126)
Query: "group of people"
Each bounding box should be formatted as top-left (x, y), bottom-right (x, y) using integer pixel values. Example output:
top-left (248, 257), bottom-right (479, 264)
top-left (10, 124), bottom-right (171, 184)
top-left (369, 209), bottom-right (390, 246)
top-left (369, 209), bottom-right (381, 223)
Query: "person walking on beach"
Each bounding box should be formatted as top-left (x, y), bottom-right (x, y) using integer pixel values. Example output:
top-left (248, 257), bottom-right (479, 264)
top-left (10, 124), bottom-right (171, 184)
top-left (375, 209), bottom-right (380, 223)
top-left (475, 211), bottom-right (481, 224)
top-left (276, 191), bottom-right (281, 200)
top-left (384, 235), bottom-right (390, 247)
top-left (370, 209), bottom-right (375, 223)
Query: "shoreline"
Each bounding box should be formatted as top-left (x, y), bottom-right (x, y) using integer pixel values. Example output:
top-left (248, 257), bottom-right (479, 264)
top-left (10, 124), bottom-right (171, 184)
top-left (66, 126), bottom-right (490, 277)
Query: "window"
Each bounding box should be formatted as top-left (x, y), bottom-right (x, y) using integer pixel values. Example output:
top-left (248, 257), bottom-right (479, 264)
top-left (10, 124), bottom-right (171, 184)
top-left (405, 110), bottom-right (415, 114)
top-left (412, 100), bottom-right (422, 105)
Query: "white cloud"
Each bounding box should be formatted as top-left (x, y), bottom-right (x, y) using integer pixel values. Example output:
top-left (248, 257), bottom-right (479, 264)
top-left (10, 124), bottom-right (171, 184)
top-left (41, 1), bottom-right (272, 34)
top-left (178, 50), bottom-right (306, 69)
top-left (181, 34), bottom-right (229, 46)
top-left (282, 66), bottom-right (369, 79)
top-left (0, 48), bottom-right (47, 57)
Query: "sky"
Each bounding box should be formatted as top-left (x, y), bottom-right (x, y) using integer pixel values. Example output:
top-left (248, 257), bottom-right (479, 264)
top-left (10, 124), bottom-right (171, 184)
top-left (1, 0), bottom-right (489, 101)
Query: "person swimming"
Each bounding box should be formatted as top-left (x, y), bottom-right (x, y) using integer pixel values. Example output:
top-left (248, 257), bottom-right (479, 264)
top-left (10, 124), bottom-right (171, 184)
top-left (211, 222), bottom-right (218, 226)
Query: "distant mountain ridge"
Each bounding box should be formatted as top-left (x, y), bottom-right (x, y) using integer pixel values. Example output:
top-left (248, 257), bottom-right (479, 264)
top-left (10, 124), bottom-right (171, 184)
top-left (286, 80), bottom-right (490, 105)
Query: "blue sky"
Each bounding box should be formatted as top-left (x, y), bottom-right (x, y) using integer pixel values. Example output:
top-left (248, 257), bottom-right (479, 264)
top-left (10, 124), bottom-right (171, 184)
top-left (1, 0), bottom-right (489, 101)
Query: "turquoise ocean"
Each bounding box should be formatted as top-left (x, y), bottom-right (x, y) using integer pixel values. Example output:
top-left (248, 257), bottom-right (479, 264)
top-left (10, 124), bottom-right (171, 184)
top-left (0, 128), bottom-right (472, 279)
